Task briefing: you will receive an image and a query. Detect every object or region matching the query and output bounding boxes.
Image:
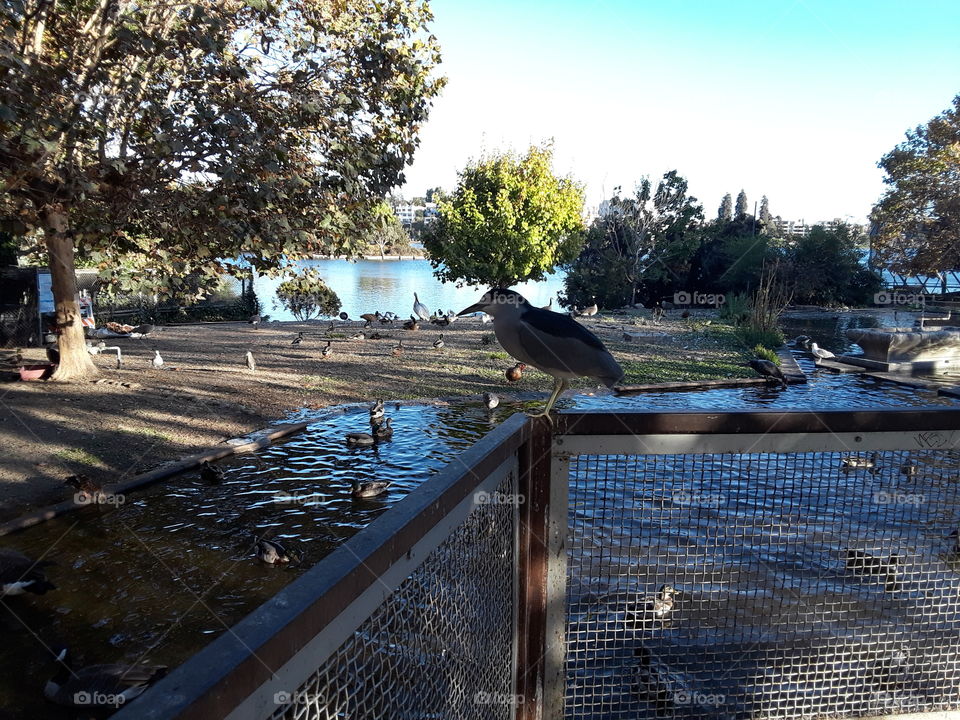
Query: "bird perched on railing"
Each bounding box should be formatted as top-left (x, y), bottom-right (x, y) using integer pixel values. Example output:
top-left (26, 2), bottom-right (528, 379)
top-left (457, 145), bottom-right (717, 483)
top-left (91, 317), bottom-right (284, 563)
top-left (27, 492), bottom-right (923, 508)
top-left (505, 362), bottom-right (525, 383)
top-left (44, 649), bottom-right (166, 709)
top-left (809, 342), bottom-right (835, 364)
top-left (413, 293), bottom-right (431, 322)
top-left (460, 289), bottom-right (623, 421)
top-left (0, 548), bottom-right (55, 596)
top-left (352, 480), bottom-right (391, 499)
top-left (747, 358), bottom-right (787, 388)
top-left (432, 334), bottom-right (444, 350)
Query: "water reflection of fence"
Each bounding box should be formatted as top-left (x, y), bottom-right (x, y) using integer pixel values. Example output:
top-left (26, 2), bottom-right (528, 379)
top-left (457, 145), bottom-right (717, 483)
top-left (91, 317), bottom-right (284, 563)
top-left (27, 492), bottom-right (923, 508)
top-left (118, 408), bottom-right (960, 720)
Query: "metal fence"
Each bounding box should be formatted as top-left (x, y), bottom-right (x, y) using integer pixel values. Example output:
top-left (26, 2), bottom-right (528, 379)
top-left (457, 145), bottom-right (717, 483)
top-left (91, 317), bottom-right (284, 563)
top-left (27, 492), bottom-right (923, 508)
top-left (117, 408), bottom-right (960, 720)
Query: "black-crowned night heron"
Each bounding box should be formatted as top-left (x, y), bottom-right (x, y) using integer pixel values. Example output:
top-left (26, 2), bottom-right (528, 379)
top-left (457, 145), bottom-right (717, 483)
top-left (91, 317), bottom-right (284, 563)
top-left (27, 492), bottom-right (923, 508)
top-left (458, 289), bottom-right (624, 421)
top-left (746, 358), bottom-right (786, 388)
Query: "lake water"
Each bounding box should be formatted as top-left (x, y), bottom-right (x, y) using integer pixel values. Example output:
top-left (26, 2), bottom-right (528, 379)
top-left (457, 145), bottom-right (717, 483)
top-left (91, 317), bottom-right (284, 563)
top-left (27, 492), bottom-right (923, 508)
top-left (252, 258), bottom-right (568, 321)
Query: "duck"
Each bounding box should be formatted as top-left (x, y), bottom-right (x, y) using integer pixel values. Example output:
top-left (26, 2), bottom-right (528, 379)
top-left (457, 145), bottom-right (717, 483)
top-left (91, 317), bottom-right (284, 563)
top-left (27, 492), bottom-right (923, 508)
top-left (151, 350), bottom-right (164, 369)
top-left (445, 310), bottom-right (457, 324)
top-left (809, 342), bottom-right (835, 363)
top-left (254, 537), bottom-right (298, 564)
top-left (44, 649), bottom-right (167, 709)
top-left (352, 480), bottom-right (391, 499)
top-left (649, 584), bottom-right (679, 618)
top-left (505, 363), bottom-right (525, 383)
top-left (348, 332), bottom-right (365, 341)
top-left (430, 315), bottom-right (451, 327)
top-left (747, 358), bottom-right (787, 388)
top-left (0, 548), bottom-right (55, 596)
top-left (378, 312), bottom-right (394, 325)
top-left (360, 312), bottom-right (378, 328)
top-left (864, 649), bottom-right (910, 693)
top-left (432, 334), bottom-right (444, 350)
top-left (403, 316), bottom-right (420, 331)
top-left (633, 646), bottom-right (696, 711)
top-left (392, 339), bottom-right (404, 357)
top-left (841, 453), bottom-right (878, 470)
top-left (792, 334), bottom-right (812, 349)
top-left (321, 340), bottom-right (333, 359)
top-left (64, 474), bottom-right (104, 503)
top-left (200, 461), bottom-right (224, 483)
top-left (346, 431), bottom-right (376, 446)
top-left (368, 331), bottom-right (384, 340)
top-left (373, 418), bottom-right (394, 441)
top-left (369, 398), bottom-right (385, 419)
top-left (483, 392), bottom-right (500, 410)
top-left (413, 293), bottom-right (431, 322)
top-left (291, 332), bottom-right (304, 345)
top-left (245, 350), bottom-right (256, 371)
top-left (845, 549), bottom-right (901, 577)
top-left (901, 463), bottom-right (918, 477)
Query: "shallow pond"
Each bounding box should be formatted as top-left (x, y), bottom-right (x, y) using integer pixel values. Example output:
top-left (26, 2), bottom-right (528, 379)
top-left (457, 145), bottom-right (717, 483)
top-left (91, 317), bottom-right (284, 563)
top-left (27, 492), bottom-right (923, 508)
top-left (1, 319), bottom-right (958, 717)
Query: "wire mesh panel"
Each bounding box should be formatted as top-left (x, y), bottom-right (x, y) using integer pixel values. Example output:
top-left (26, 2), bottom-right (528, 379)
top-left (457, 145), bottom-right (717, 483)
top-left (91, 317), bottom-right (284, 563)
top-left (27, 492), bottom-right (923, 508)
top-left (269, 468), bottom-right (517, 720)
top-left (565, 447), bottom-right (960, 719)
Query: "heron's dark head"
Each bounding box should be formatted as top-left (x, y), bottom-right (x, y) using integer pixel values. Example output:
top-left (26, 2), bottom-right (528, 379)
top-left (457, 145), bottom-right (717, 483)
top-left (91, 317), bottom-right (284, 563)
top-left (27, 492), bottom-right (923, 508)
top-left (458, 288), bottom-right (530, 317)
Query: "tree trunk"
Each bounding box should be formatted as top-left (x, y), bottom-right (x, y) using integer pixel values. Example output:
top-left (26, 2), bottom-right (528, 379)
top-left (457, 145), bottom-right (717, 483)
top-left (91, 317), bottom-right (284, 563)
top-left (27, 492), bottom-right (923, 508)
top-left (42, 205), bottom-right (98, 381)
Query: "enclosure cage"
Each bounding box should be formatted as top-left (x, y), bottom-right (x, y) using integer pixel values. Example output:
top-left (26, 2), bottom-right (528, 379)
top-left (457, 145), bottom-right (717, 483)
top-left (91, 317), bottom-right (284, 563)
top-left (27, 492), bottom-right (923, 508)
top-left (116, 408), bottom-right (960, 720)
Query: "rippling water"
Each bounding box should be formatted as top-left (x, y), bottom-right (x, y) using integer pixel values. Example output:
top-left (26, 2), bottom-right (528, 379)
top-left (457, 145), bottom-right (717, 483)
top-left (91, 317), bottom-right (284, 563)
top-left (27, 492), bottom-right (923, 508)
top-left (1, 321), bottom-right (958, 716)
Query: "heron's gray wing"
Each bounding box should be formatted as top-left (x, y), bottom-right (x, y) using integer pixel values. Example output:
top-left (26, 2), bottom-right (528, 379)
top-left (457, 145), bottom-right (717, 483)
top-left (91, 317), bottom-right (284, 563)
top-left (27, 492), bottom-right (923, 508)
top-left (515, 308), bottom-right (623, 384)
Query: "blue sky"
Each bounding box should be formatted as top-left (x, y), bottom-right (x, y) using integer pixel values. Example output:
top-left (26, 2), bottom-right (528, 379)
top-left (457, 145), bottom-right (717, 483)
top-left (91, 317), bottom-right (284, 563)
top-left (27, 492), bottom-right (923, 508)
top-left (401, 0), bottom-right (960, 223)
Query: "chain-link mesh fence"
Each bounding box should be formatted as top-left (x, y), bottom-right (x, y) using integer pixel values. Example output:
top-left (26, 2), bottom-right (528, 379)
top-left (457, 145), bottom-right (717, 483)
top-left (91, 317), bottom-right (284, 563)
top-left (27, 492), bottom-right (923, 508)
top-left (268, 468), bottom-right (517, 720)
top-left (566, 448), bottom-right (960, 719)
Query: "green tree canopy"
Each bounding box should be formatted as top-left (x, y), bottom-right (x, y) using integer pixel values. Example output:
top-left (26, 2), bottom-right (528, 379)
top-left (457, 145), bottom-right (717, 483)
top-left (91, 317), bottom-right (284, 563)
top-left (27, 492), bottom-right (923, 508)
top-left (0, 0), bottom-right (443, 378)
top-left (787, 224), bottom-right (882, 307)
top-left (423, 144), bottom-right (585, 287)
top-left (718, 193), bottom-right (733, 222)
top-left (735, 189), bottom-right (749, 219)
top-left (870, 94), bottom-right (960, 278)
top-left (276, 268), bottom-right (341, 320)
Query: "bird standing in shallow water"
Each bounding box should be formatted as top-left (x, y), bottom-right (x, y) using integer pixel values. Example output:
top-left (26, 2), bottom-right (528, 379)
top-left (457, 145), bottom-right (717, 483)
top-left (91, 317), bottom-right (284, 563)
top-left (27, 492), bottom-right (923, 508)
top-left (649, 584), bottom-right (679, 618)
top-left (747, 358), bottom-right (787, 388)
top-left (460, 289), bottom-right (623, 421)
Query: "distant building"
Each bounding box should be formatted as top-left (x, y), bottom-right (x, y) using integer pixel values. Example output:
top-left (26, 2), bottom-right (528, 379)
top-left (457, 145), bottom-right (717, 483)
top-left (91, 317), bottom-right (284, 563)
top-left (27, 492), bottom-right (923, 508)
top-left (773, 217), bottom-right (865, 237)
top-left (394, 203), bottom-right (438, 225)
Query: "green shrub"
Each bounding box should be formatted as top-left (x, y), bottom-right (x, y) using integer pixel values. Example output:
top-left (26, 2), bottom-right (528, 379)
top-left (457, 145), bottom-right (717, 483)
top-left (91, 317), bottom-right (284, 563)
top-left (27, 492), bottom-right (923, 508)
top-left (752, 344), bottom-right (780, 364)
top-left (719, 293), bottom-right (750, 323)
top-left (276, 268), bottom-right (341, 320)
top-left (737, 326), bottom-right (785, 350)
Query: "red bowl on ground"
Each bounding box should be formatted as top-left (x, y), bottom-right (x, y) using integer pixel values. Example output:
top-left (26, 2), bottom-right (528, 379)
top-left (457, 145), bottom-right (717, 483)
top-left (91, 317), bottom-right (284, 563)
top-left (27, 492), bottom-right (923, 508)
top-left (19, 364), bottom-right (55, 381)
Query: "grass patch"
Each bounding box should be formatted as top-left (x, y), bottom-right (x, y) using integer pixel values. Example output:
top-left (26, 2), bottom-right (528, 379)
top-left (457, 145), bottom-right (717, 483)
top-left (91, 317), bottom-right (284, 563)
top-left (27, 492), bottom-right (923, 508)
top-left (118, 425), bottom-right (173, 442)
top-left (487, 351), bottom-right (508, 360)
top-left (735, 325), bottom-right (785, 350)
top-left (752, 345), bottom-right (780, 365)
top-left (620, 358), bottom-right (753, 384)
top-left (54, 447), bottom-right (101, 465)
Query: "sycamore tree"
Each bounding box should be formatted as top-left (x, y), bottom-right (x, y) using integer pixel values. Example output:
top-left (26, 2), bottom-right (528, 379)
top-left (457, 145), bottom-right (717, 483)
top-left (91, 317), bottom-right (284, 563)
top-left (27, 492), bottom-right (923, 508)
top-left (423, 144), bottom-right (585, 287)
top-left (0, 0), bottom-right (443, 379)
top-left (870, 94), bottom-right (960, 282)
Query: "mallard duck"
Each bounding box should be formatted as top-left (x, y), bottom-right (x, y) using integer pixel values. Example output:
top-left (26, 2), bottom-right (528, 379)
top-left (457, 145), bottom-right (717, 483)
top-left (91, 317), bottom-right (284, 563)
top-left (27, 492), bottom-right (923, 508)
top-left (254, 537), bottom-right (298, 564)
top-left (483, 392), bottom-right (499, 410)
top-left (319, 340), bottom-right (331, 359)
top-left (369, 398), bottom-right (385, 419)
top-left (505, 363), bottom-right (525, 383)
top-left (374, 418), bottom-right (394, 441)
top-left (45, 649), bottom-right (167, 709)
top-left (0, 548), bottom-right (55, 596)
top-left (841, 453), bottom-right (878, 470)
top-left (747, 358), bottom-right (787, 388)
top-left (809, 342), bottom-right (835, 363)
top-left (349, 332), bottom-right (365, 341)
top-left (151, 350), bottom-right (164, 369)
top-left (845, 549), bottom-right (901, 575)
top-left (432, 334), bottom-right (444, 350)
top-left (245, 350), bottom-right (256, 371)
top-left (792, 334), bottom-right (811, 349)
top-left (403, 316), bottom-right (420, 331)
top-left (200, 461), bottom-right (224, 483)
top-left (352, 480), bottom-right (391, 499)
top-left (391, 339), bottom-right (404, 357)
top-left (413, 293), bottom-right (431, 321)
top-left (346, 431), bottom-right (376, 446)
top-left (633, 646), bottom-right (695, 711)
top-left (291, 332), bottom-right (304, 345)
top-left (430, 315), bottom-right (450, 327)
top-left (64, 474), bottom-right (104, 503)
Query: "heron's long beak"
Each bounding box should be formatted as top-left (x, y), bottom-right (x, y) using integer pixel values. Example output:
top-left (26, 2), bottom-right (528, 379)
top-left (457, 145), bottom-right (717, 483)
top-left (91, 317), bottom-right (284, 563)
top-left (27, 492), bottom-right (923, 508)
top-left (458, 303), bottom-right (485, 316)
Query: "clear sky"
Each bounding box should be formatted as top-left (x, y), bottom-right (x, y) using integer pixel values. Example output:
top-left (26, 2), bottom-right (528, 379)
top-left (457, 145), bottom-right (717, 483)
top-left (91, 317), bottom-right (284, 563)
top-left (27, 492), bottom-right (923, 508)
top-left (401, 0), bottom-right (960, 224)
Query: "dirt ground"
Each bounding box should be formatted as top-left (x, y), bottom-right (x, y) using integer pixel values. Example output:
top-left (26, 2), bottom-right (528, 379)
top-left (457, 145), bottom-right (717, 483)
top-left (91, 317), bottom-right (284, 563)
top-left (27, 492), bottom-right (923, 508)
top-left (0, 309), bottom-right (752, 520)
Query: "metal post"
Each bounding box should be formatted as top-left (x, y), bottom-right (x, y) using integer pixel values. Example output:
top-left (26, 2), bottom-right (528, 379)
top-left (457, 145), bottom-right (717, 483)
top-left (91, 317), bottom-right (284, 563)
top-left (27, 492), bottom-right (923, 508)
top-left (515, 418), bottom-right (554, 720)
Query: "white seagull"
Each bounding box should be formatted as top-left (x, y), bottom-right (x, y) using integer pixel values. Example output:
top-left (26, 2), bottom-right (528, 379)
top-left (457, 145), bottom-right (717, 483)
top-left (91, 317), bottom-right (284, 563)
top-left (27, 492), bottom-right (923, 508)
top-left (152, 350), bottom-right (164, 369)
top-left (809, 342), bottom-right (835, 363)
